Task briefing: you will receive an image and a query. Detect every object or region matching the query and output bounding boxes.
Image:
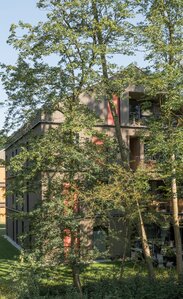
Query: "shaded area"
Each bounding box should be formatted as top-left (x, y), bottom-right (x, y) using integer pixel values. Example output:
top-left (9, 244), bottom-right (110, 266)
top-left (0, 230), bottom-right (180, 299)
top-left (0, 225), bottom-right (19, 260)
top-left (0, 224), bottom-right (19, 298)
top-left (23, 261), bottom-right (179, 298)
top-left (33, 265), bottom-right (182, 299)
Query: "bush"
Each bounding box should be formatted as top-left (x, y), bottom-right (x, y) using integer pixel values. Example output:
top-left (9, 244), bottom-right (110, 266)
top-left (12, 258), bottom-right (183, 299)
top-left (82, 276), bottom-right (183, 299)
top-left (13, 274), bottom-right (183, 298)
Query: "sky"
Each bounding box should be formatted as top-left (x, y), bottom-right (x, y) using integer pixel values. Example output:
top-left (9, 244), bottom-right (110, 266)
top-left (0, 0), bottom-right (146, 130)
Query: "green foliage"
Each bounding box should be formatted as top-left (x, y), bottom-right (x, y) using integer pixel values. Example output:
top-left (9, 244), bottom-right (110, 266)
top-left (136, 0), bottom-right (183, 66)
top-left (2, 0), bottom-right (137, 287)
top-left (82, 165), bottom-right (155, 223)
top-left (7, 98), bottom-right (122, 297)
top-left (135, 0), bottom-right (183, 200)
top-left (0, 131), bottom-right (7, 150)
top-left (11, 263), bottom-right (183, 299)
top-left (82, 276), bottom-right (183, 299)
top-left (1, 0), bottom-right (134, 131)
top-left (0, 225), bottom-right (19, 260)
top-left (134, 0), bottom-right (183, 277)
top-left (0, 226), bottom-right (19, 299)
top-left (3, 0), bottom-right (183, 293)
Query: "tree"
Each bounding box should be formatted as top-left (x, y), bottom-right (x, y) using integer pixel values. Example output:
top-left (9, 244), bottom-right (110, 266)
top-left (135, 0), bottom-right (183, 278)
top-left (2, 0), bottom-right (155, 281)
top-left (8, 101), bottom-right (119, 296)
top-left (2, 0), bottom-right (132, 133)
top-left (83, 165), bottom-right (157, 279)
top-left (0, 132), bottom-right (7, 148)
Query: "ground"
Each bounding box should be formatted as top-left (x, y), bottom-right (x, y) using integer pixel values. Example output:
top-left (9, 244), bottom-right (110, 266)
top-left (0, 225), bottom-right (181, 298)
top-left (0, 224), bottom-right (19, 299)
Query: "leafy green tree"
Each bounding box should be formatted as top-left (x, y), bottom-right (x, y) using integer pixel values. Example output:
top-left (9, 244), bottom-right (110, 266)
top-left (0, 131), bottom-right (7, 150)
top-left (135, 0), bottom-right (183, 277)
top-left (2, 0), bottom-right (156, 281)
top-left (2, 0), bottom-right (132, 137)
top-left (83, 165), bottom-right (158, 279)
top-left (8, 102), bottom-right (119, 296)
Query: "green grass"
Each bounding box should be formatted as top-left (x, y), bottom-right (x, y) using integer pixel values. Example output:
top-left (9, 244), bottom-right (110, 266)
top-left (25, 261), bottom-right (177, 299)
top-left (0, 225), bottom-right (19, 260)
top-left (0, 229), bottom-right (178, 298)
top-left (36, 259), bottom-right (175, 290)
top-left (0, 225), bottom-right (20, 299)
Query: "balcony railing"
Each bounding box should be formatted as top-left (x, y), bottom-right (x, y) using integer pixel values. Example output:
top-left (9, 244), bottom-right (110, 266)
top-left (129, 112), bottom-right (161, 126)
top-left (129, 113), bottom-right (149, 126)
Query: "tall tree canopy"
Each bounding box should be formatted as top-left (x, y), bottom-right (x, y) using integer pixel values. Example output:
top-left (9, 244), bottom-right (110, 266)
top-left (1, 0), bottom-right (134, 131)
top-left (2, 0), bottom-right (158, 282)
top-left (135, 0), bottom-right (183, 277)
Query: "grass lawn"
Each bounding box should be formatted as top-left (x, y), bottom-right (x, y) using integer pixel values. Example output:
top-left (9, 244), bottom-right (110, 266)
top-left (0, 227), bottom-right (178, 298)
top-left (39, 257), bottom-right (174, 287)
top-left (0, 224), bottom-right (19, 299)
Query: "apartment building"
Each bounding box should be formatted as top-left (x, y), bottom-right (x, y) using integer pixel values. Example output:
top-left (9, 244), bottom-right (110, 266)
top-left (6, 85), bottom-right (170, 256)
top-left (6, 109), bottom-right (64, 245)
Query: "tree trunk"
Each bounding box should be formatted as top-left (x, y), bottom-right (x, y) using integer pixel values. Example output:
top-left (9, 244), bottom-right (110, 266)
top-left (171, 154), bottom-right (183, 278)
top-left (70, 228), bottom-right (83, 298)
top-left (91, 0), bottom-right (128, 166)
top-left (72, 263), bottom-right (83, 298)
top-left (136, 198), bottom-right (155, 280)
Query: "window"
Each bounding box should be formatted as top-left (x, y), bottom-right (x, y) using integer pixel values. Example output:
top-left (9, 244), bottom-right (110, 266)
top-left (93, 226), bottom-right (108, 253)
top-left (12, 194), bottom-right (15, 207)
top-left (26, 192), bottom-right (29, 212)
top-left (22, 221), bottom-right (24, 234)
top-left (12, 218), bottom-right (15, 241)
top-left (129, 99), bottom-right (141, 122)
top-left (16, 220), bottom-right (19, 244)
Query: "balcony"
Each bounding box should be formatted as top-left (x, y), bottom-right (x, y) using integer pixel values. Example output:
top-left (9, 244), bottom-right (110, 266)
top-left (129, 112), bottom-right (148, 127)
top-left (128, 99), bottom-right (161, 127)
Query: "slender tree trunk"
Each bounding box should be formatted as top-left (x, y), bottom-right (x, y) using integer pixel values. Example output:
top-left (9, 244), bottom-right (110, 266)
top-left (166, 18), bottom-right (183, 277)
top-left (171, 154), bottom-right (183, 278)
top-left (92, 0), bottom-right (154, 279)
top-left (72, 263), bottom-right (83, 298)
top-left (91, 0), bottom-right (127, 166)
top-left (70, 229), bottom-right (83, 298)
top-left (136, 198), bottom-right (155, 280)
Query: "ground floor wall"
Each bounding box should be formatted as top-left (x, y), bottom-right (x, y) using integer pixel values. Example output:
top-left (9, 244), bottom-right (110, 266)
top-left (6, 209), bottom-right (131, 259)
top-left (80, 216), bottom-right (131, 259)
top-left (6, 211), bottom-right (30, 246)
